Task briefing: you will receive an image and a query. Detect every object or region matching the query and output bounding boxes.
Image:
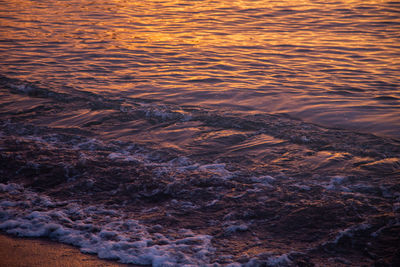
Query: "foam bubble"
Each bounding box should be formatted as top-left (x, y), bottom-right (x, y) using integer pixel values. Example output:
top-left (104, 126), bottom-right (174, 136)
top-left (0, 183), bottom-right (217, 266)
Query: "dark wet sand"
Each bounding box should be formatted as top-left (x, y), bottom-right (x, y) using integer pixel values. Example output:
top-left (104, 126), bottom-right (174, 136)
top-left (0, 233), bottom-right (138, 267)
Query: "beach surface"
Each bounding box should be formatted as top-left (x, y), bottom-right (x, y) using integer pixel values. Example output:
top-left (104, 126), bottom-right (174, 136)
top-left (0, 233), bottom-right (136, 267)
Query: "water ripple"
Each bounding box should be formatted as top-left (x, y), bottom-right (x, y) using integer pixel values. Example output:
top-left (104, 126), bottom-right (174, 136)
top-left (0, 0), bottom-right (399, 137)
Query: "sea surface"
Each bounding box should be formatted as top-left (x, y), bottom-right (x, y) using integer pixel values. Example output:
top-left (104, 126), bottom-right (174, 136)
top-left (0, 0), bottom-right (399, 266)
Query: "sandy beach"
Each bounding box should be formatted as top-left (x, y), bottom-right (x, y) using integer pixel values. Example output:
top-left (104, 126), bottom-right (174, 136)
top-left (0, 233), bottom-right (138, 267)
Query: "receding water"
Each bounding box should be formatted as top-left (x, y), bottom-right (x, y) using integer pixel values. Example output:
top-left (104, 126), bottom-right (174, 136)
top-left (0, 0), bottom-right (399, 137)
top-left (1, 1), bottom-right (400, 266)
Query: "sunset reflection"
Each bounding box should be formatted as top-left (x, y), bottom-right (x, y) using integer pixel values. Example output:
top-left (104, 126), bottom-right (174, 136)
top-left (0, 1), bottom-right (399, 265)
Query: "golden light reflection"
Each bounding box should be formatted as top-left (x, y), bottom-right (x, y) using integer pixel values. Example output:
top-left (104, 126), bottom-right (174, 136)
top-left (0, 0), bottom-right (399, 136)
top-left (1, 0), bottom-right (393, 49)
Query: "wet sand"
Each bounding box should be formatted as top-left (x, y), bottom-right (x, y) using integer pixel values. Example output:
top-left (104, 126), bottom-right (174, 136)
top-left (0, 233), bottom-right (137, 267)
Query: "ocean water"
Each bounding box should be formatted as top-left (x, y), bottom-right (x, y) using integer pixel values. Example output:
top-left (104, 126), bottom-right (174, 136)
top-left (0, 0), bottom-right (399, 266)
top-left (1, 0), bottom-right (400, 137)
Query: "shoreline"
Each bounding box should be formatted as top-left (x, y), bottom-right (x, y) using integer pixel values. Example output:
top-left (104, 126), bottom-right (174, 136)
top-left (0, 233), bottom-right (140, 267)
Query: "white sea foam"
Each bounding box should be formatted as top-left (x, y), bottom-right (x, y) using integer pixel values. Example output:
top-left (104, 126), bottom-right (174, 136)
top-left (107, 152), bottom-right (141, 163)
top-left (323, 176), bottom-right (351, 192)
top-left (139, 104), bottom-right (192, 122)
top-left (243, 253), bottom-right (293, 267)
top-left (266, 254), bottom-right (292, 266)
top-left (198, 163), bottom-right (234, 180)
top-left (224, 223), bottom-right (249, 235)
top-left (9, 83), bottom-right (34, 93)
top-left (4, 183), bottom-right (297, 266)
top-left (325, 223), bottom-right (371, 245)
top-left (170, 199), bottom-right (199, 210)
top-left (0, 183), bottom-right (23, 194)
top-left (251, 175), bottom-right (276, 185)
top-left (0, 183), bottom-right (217, 266)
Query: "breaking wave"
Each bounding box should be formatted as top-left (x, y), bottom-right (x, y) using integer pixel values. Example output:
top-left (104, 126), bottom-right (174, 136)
top-left (1, 75), bottom-right (400, 266)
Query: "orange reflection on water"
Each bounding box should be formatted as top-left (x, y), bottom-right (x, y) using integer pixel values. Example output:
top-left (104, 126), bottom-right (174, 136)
top-left (0, 0), bottom-right (399, 136)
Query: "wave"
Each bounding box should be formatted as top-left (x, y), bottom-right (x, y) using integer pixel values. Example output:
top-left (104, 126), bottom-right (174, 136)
top-left (1, 75), bottom-right (399, 266)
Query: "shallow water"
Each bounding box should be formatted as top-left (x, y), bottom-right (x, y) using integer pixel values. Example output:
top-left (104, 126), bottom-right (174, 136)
top-left (0, 0), bottom-right (399, 137)
top-left (1, 0), bottom-right (400, 266)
